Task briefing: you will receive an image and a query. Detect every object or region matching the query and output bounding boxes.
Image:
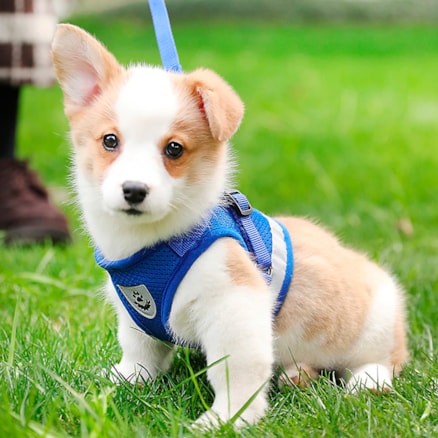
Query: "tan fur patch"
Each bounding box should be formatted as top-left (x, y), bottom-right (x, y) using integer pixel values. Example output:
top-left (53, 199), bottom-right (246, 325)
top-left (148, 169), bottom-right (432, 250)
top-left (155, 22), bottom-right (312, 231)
top-left (274, 217), bottom-right (372, 350)
top-left (183, 68), bottom-right (244, 142)
top-left (52, 24), bottom-right (123, 119)
top-left (289, 367), bottom-right (319, 388)
top-left (70, 72), bottom-right (130, 184)
top-left (52, 24), bottom-right (130, 184)
top-left (225, 239), bottom-right (266, 290)
top-left (161, 74), bottom-right (229, 183)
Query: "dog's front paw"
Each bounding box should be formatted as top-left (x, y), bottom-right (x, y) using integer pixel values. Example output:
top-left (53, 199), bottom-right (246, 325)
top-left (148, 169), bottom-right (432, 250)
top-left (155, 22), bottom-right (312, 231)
top-left (193, 410), bottom-right (222, 430)
top-left (109, 361), bottom-right (153, 385)
top-left (194, 397), bottom-right (267, 430)
top-left (193, 408), bottom-right (261, 430)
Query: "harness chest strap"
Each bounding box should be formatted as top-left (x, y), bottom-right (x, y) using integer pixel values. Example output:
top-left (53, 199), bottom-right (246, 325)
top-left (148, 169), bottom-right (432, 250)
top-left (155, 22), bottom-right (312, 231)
top-left (95, 192), bottom-right (293, 343)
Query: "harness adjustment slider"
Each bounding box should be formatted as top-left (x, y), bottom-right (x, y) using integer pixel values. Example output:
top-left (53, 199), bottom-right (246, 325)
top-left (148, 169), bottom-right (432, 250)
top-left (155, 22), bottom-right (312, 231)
top-left (225, 190), bottom-right (253, 216)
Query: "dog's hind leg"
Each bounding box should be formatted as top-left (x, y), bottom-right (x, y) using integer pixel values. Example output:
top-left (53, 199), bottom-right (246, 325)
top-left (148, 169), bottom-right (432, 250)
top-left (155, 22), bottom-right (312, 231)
top-left (278, 363), bottom-right (319, 388)
top-left (345, 363), bottom-right (393, 393)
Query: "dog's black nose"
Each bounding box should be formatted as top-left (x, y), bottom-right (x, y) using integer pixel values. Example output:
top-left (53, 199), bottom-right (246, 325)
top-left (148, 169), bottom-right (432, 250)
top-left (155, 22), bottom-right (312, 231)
top-left (122, 181), bottom-right (149, 204)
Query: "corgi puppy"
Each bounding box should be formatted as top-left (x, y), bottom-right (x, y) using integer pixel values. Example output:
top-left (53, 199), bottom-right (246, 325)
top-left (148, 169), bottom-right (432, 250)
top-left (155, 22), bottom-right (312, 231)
top-left (51, 24), bottom-right (408, 427)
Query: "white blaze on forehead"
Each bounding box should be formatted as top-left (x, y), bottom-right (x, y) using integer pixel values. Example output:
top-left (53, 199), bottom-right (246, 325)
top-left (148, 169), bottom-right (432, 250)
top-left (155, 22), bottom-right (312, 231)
top-left (115, 66), bottom-right (179, 143)
top-left (101, 65), bottom-right (181, 221)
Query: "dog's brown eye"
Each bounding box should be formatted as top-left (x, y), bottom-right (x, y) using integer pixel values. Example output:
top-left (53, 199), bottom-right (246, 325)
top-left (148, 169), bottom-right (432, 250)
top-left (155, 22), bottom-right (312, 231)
top-left (164, 141), bottom-right (184, 159)
top-left (103, 134), bottom-right (119, 151)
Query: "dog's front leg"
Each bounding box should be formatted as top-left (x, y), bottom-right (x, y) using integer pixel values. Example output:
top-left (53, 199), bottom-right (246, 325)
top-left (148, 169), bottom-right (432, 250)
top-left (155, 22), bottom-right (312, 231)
top-left (166, 239), bottom-right (275, 427)
top-left (195, 283), bottom-right (274, 427)
top-left (107, 282), bottom-right (174, 384)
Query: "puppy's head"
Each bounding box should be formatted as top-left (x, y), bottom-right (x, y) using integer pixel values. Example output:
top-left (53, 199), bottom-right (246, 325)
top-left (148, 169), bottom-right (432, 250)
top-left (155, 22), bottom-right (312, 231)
top-left (52, 24), bottom-right (244, 249)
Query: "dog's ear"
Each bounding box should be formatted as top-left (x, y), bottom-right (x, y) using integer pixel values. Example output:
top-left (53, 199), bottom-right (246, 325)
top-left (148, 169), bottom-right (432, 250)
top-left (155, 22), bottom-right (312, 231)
top-left (51, 24), bottom-right (122, 117)
top-left (187, 68), bottom-right (244, 142)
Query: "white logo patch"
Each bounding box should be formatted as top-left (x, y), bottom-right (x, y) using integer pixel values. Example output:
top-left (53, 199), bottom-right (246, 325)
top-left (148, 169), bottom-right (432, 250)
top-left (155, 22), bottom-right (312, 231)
top-left (117, 284), bottom-right (157, 319)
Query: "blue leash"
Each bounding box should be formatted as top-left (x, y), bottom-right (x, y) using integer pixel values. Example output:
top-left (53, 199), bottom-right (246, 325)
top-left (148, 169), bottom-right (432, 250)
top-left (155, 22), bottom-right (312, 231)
top-left (148, 0), bottom-right (182, 73)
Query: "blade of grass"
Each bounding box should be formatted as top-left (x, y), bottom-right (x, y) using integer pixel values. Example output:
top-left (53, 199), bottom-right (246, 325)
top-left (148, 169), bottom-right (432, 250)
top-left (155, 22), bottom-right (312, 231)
top-left (184, 348), bottom-right (210, 412)
top-left (7, 299), bottom-right (20, 367)
top-left (35, 249), bottom-right (56, 274)
top-left (42, 368), bottom-right (98, 420)
top-left (10, 412), bottom-right (59, 438)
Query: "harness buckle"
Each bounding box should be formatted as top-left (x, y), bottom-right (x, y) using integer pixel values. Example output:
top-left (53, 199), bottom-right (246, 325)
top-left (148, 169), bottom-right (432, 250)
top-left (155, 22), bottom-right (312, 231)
top-left (225, 190), bottom-right (253, 216)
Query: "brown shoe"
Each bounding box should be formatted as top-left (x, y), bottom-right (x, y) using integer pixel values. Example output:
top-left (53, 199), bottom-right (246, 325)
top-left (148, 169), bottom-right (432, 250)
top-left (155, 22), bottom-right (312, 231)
top-left (0, 159), bottom-right (71, 245)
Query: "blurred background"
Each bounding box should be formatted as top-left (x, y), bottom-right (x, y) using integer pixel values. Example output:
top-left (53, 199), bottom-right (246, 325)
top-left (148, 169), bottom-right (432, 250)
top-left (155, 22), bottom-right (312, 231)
top-left (67, 0), bottom-right (438, 23)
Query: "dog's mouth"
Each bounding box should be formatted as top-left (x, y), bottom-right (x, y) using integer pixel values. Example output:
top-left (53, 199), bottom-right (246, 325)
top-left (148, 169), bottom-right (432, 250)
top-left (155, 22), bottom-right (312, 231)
top-left (123, 208), bottom-right (144, 216)
top-left (116, 203), bottom-right (170, 222)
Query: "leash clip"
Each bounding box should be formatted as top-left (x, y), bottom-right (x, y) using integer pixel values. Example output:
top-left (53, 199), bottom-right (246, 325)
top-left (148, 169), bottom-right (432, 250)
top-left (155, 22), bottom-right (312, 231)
top-left (225, 190), bottom-right (253, 216)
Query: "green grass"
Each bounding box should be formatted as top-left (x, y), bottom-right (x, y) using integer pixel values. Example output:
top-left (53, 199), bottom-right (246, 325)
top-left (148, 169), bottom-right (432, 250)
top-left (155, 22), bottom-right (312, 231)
top-left (1, 15), bottom-right (438, 436)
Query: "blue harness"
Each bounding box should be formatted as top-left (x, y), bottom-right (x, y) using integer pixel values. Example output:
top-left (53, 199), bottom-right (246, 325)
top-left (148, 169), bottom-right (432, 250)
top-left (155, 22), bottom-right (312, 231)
top-left (95, 192), bottom-right (293, 344)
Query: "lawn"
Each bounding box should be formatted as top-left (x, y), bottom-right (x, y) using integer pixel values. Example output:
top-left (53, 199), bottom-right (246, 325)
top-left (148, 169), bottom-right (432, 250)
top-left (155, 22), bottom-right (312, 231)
top-left (1, 13), bottom-right (437, 437)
